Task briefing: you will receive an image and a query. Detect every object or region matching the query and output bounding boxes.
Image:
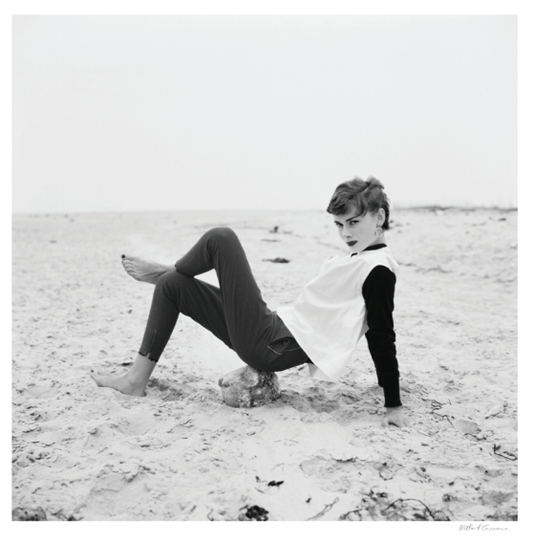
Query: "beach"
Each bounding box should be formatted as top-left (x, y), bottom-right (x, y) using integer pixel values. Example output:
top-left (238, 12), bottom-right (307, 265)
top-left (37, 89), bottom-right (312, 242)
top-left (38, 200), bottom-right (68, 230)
top-left (12, 208), bottom-right (517, 521)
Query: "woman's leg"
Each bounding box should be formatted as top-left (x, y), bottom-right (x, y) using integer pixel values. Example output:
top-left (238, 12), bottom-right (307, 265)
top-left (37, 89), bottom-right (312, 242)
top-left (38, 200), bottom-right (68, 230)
top-left (91, 227), bottom-right (308, 396)
top-left (139, 268), bottom-right (234, 361)
top-left (91, 271), bottom-right (230, 396)
top-left (167, 227), bottom-right (311, 370)
top-left (173, 227), bottom-right (278, 363)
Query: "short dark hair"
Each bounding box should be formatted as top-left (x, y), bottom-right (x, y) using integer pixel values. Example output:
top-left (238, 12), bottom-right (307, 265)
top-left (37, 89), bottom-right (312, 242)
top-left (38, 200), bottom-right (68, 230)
top-left (326, 175), bottom-right (391, 230)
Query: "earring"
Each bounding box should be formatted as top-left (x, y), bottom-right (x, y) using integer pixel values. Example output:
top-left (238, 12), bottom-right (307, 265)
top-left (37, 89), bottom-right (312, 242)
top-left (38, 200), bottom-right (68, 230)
top-left (375, 226), bottom-right (384, 238)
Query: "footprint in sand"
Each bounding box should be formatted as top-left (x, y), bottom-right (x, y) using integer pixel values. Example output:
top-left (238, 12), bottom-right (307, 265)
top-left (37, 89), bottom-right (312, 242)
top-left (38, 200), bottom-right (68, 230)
top-left (148, 378), bottom-right (199, 401)
top-left (299, 456), bottom-right (356, 493)
top-left (22, 382), bottom-right (60, 399)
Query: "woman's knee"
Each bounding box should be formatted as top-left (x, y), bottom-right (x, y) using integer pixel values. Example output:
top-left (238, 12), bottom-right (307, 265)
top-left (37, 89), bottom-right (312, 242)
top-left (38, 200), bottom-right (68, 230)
top-left (205, 226), bottom-right (237, 243)
top-left (155, 269), bottom-right (186, 296)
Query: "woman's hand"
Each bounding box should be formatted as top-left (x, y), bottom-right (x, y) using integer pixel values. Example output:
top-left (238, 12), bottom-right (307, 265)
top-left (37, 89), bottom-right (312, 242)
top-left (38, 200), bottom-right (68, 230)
top-left (382, 406), bottom-right (408, 428)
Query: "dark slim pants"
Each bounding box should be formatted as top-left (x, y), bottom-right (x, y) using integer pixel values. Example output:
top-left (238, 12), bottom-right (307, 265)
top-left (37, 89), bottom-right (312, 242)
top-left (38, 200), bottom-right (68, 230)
top-left (138, 227), bottom-right (310, 372)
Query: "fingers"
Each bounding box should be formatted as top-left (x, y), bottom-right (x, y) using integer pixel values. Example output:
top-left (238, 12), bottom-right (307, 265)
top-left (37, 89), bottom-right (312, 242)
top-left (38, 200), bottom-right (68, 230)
top-left (382, 415), bottom-right (408, 428)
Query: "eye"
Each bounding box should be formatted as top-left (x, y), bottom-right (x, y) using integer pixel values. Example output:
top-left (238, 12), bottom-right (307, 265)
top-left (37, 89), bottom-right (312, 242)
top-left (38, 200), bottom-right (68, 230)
top-left (334, 223), bottom-right (342, 228)
top-left (350, 220), bottom-right (359, 226)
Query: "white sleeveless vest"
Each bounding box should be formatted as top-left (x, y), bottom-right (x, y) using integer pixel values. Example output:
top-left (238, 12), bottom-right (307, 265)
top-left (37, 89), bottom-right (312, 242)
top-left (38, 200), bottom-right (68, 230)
top-left (277, 247), bottom-right (399, 381)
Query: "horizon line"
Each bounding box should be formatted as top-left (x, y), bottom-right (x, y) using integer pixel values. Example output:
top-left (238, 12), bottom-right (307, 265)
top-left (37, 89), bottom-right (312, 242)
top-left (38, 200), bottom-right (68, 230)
top-left (11, 204), bottom-right (518, 216)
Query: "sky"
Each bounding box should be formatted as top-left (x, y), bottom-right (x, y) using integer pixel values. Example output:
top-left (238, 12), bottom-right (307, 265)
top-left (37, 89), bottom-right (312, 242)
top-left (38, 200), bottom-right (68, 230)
top-left (12, 13), bottom-right (518, 213)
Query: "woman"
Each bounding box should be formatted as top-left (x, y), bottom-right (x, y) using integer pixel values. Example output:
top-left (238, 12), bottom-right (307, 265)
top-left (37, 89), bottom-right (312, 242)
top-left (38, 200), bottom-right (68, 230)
top-left (91, 176), bottom-right (408, 428)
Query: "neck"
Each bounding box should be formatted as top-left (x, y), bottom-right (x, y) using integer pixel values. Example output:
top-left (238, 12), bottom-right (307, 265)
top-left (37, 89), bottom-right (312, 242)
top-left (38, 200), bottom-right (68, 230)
top-left (370, 233), bottom-right (386, 247)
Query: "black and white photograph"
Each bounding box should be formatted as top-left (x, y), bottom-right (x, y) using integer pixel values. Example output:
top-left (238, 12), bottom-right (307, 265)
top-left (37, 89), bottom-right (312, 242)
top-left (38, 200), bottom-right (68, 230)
top-left (9, 2), bottom-right (525, 531)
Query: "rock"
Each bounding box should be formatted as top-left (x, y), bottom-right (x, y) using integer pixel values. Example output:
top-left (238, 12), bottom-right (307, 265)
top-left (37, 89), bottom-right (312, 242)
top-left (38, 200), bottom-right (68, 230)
top-left (238, 505), bottom-right (269, 521)
top-left (218, 366), bottom-right (281, 408)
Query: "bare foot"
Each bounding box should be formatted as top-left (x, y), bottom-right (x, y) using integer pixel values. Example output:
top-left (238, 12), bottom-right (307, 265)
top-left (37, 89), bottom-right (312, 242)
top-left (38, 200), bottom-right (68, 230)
top-left (121, 255), bottom-right (174, 284)
top-left (90, 370), bottom-right (147, 397)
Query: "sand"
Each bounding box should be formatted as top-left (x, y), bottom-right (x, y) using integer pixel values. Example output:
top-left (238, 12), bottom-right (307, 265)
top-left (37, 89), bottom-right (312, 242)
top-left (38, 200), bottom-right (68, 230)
top-left (11, 208), bottom-right (517, 522)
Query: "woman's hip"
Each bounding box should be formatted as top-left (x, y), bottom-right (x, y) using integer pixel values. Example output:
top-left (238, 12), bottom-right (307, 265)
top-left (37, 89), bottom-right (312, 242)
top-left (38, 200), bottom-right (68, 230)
top-left (241, 313), bottom-right (312, 372)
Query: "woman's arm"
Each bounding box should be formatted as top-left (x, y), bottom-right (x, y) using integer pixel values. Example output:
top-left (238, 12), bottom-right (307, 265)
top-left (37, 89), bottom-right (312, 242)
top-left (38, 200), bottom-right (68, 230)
top-left (362, 265), bottom-right (408, 427)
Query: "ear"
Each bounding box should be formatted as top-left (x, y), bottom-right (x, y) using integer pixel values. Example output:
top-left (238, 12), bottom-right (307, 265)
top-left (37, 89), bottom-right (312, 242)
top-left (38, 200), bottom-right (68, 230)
top-left (377, 208), bottom-right (385, 225)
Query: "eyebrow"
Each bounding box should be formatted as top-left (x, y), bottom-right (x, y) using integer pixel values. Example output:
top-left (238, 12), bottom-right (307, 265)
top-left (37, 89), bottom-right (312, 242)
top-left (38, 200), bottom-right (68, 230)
top-left (333, 214), bottom-right (361, 225)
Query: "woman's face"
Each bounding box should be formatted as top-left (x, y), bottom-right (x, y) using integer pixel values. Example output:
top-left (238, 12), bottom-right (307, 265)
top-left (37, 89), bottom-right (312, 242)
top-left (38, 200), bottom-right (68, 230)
top-left (333, 207), bottom-right (385, 253)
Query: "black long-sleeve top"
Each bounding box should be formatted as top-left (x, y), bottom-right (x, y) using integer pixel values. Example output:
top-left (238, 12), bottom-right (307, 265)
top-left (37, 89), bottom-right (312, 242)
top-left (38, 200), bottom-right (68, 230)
top-left (360, 245), bottom-right (402, 408)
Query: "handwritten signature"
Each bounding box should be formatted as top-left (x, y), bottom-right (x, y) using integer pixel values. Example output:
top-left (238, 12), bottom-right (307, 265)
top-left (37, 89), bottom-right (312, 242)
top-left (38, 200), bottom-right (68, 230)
top-left (459, 524), bottom-right (510, 532)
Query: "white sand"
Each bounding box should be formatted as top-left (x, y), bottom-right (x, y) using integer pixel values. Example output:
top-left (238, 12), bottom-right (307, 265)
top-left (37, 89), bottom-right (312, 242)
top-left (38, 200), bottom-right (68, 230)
top-left (12, 208), bottom-right (517, 521)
